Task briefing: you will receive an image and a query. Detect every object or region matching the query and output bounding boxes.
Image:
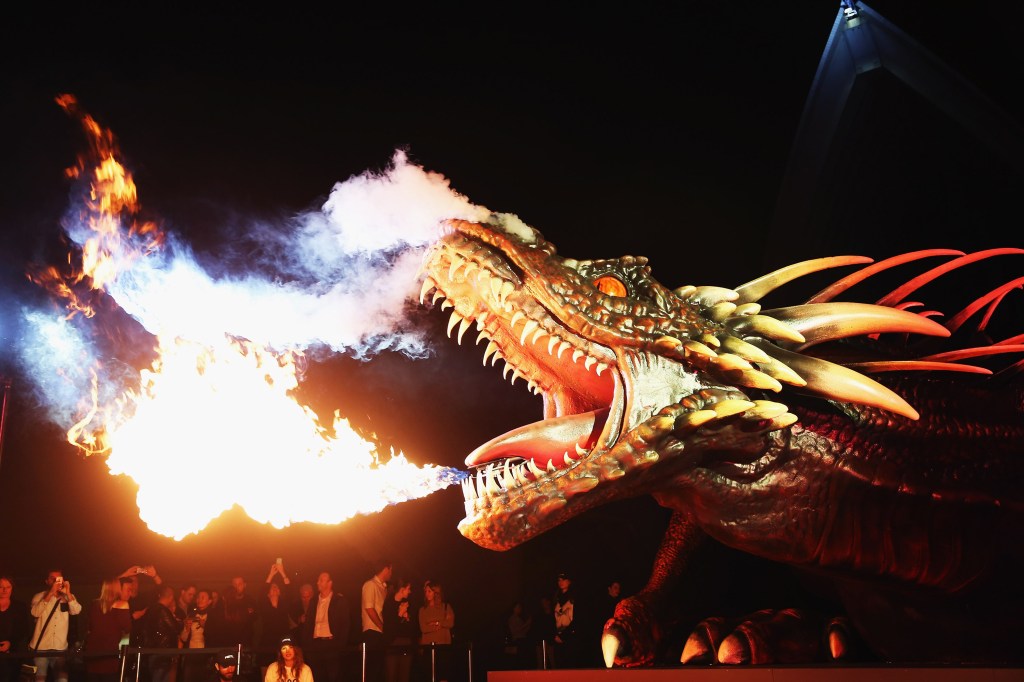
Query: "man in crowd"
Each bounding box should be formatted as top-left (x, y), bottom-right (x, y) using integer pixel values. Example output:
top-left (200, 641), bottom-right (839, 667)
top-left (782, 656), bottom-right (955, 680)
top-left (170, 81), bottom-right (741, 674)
top-left (302, 572), bottom-right (348, 682)
top-left (28, 570), bottom-right (82, 682)
top-left (360, 560), bottom-right (392, 682)
top-left (212, 650), bottom-right (238, 682)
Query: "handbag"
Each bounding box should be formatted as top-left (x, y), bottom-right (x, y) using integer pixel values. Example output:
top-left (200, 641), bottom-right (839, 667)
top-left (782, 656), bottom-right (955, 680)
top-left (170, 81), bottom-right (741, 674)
top-left (20, 598), bottom-right (62, 681)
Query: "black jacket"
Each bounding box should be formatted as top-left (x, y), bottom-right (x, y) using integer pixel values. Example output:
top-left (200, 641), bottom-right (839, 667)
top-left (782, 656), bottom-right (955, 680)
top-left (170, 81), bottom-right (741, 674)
top-left (296, 592), bottom-right (349, 647)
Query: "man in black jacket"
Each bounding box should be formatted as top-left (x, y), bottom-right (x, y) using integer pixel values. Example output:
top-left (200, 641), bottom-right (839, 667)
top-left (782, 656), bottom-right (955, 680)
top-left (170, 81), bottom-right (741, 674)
top-left (301, 572), bottom-right (349, 682)
top-left (144, 585), bottom-right (182, 682)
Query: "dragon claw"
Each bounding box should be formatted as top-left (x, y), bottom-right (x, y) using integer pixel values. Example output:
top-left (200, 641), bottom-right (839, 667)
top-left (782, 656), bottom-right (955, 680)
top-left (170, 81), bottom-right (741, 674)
top-left (682, 609), bottom-right (837, 665)
top-left (600, 630), bottom-right (620, 668)
top-left (601, 597), bottom-right (659, 668)
top-left (679, 616), bottom-right (729, 664)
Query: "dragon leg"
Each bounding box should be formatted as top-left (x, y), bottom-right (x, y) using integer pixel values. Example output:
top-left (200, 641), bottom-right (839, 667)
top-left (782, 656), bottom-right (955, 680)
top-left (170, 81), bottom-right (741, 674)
top-left (601, 509), bottom-right (705, 667)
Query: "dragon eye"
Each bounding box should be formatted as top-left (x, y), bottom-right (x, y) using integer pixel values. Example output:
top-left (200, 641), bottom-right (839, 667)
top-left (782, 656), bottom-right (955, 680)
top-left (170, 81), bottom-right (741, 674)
top-left (594, 275), bottom-right (628, 297)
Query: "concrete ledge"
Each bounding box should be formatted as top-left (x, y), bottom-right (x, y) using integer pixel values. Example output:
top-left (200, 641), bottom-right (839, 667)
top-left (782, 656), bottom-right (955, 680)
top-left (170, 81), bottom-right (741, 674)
top-left (487, 667), bottom-right (1024, 682)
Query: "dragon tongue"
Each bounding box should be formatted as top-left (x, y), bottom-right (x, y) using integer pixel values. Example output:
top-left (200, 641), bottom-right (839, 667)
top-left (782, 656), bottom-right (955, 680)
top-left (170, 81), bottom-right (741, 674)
top-left (465, 408), bottom-right (609, 468)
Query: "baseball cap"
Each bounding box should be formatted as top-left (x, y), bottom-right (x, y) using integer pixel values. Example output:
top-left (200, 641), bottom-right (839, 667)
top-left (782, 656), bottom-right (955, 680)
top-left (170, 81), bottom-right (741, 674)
top-left (557, 571), bottom-right (571, 580)
top-left (280, 637), bottom-right (294, 648)
top-left (216, 651), bottom-right (238, 667)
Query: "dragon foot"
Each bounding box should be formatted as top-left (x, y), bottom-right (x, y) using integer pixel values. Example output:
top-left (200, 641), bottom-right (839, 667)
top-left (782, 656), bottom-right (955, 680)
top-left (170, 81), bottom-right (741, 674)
top-left (601, 594), bottom-right (662, 668)
top-left (680, 609), bottom-right (852, 664)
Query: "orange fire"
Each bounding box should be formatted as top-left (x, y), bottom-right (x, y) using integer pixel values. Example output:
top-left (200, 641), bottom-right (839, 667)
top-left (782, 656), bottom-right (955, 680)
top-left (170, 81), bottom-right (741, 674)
top-left (36, 95), bottom-right (458, 540)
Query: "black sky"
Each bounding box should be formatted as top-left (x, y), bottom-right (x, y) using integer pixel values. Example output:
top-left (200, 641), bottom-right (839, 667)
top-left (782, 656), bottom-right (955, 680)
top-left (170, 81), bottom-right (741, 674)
top-left (1, 1), bottom-right (1022, 661)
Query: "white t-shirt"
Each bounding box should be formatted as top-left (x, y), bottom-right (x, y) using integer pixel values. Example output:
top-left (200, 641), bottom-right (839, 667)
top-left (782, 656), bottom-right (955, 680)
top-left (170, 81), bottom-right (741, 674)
top-left (264, 662), bottom-right (314, 682)
top-left (360, 576), bottom-right (386, 633)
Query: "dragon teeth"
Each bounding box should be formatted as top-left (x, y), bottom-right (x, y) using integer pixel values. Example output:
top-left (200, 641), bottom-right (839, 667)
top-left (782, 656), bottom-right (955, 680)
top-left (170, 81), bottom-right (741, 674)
top-left (520, 319), bottom-right (539, 345)
top-left (419, 278), bottom-right (435, 304)
top-left (457, 317), bottom-right (472, 344)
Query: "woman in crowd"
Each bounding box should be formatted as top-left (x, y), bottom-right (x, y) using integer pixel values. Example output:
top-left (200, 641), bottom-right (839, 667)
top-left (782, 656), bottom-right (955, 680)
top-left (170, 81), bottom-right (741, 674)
top-left (83, 578), bottom-right (132, 682)
top-left (383, 577), bottom-right (415, 682)
top-left (418, 580), bottom-right (454, 682)
top-left (256, 563), bottom-right (293, 678)
top-left (264, 637), bottom-right (312, 682)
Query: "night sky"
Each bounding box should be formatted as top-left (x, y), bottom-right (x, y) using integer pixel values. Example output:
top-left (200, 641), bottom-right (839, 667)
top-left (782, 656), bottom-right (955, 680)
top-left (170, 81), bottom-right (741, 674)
top-left (1, 1), bottom-right (1022, 664)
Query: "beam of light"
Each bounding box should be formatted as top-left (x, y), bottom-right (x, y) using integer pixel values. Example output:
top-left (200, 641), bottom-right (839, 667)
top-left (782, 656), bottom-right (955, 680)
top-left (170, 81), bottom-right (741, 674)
top-left (17, 94), bottom-right (487, 539)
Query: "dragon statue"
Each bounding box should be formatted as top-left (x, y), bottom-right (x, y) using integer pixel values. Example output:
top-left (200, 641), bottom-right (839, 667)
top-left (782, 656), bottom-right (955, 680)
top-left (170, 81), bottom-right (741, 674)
top-left (419, 214), bottom-right (1024, 667)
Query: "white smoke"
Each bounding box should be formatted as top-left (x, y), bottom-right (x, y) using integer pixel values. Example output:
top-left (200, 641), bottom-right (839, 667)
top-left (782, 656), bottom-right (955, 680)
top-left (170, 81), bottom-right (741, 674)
top-left (16, 148), bottom-right (492, 434)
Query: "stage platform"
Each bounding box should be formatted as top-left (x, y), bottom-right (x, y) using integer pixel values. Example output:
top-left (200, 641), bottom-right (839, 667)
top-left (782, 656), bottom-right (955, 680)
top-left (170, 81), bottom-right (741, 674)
top-left (487, 668), bottom-right (1024, 682)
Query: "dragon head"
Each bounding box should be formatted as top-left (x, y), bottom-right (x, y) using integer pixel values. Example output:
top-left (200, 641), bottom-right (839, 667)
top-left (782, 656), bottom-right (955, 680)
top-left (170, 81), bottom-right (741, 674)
top-left (420, 215), bottom-right (951, 550)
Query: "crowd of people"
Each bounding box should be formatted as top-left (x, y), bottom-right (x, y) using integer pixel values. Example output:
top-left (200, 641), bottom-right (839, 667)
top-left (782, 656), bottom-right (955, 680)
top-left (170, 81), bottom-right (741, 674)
top-left (0, 564), bottom-right (623, 682)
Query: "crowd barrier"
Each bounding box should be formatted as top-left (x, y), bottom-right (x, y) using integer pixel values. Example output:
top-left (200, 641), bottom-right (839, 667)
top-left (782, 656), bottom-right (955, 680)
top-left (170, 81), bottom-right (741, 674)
top-left (4, 642), bottom-right (477, 682)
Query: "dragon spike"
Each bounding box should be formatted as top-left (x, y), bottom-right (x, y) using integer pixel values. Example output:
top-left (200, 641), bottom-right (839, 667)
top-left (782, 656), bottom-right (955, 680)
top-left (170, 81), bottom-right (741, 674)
top-left (733, 256), bottom-right (874, 305)
top-left (846, 360), bottom-right (992, 375)
top-left (686, 285), bottom-right (739, 307)
top-left (807, 249), bottom-right (966, 303)
top-left (747, 340), bottom-right (920, 420)
top-left (673, 285), bottom-right (697, 299)
top-left (723, 313), bottom-right (806, 345)
top-left (708, 301), bottom-right (737, 322)
top-left (744, 400), bottom-right (791, 420)
top-left (727, 368), bottom-right (783, 392)
top-left (877, 248), bottom-right (1024, 308)
top-left (716, 335), bottom-right (773, 363)
top-left (699, 333), bottom-right (721, 348)
top-left (750, 354), bottom-right (807, 387)
top-left (944, 276), bottom-right (1024, 335)
top-left (760, 302), bottom-right (951, 351)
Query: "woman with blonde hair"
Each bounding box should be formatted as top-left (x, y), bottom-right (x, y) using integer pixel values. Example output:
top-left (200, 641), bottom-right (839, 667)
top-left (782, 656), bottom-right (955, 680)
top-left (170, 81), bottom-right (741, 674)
top-left (418, 580), bottom-right (454, 682)
top-left (264, 637), bottom-right (312, 682)
top-left (83, 578), bottom-right (131, 682)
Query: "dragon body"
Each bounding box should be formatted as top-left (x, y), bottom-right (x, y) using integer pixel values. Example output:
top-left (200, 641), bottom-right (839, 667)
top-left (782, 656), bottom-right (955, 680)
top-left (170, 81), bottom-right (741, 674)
top-left (420, 215), bottom-right (1024, 666)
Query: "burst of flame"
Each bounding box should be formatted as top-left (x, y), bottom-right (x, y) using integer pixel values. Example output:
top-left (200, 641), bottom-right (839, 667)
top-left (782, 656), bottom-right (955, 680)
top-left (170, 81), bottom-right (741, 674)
top-left (37, 95), bottom-right (459, 540)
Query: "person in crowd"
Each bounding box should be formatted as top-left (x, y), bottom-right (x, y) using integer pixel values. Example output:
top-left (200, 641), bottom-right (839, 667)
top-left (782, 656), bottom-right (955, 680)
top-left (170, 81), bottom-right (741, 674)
top-left (255, 563), bottom-right (293, 678)
top-left (382, 578), bottom-right (415, 682)
top-left (125, 564), bottom-right (165, 680)
top-left (177, 585), bottom-right (197, 621)
top-left (418, 580), bottom-right (454, 682)
top-left (599, 579), bottom-right (620, 625)
top-left (302, 572), bottom-right (348, 682)
top-left (263, 637), bottom-right (312, 682)
top-left (180, 589), bottom-right (214, 682)
top-left (360, 560), bottom-right (391, 682)
top-left (504, 600), bottom-right (532, 670)
top-left (29, 570), bottom-right (82, 682)
top-left (143, 584), bottom-right (182, 682)
top-left (589, 577), bottom-right (622, 667)
top-left (212, 650), bottom-right (238, 682)
top-left (83, 578), bottom-right (132, 682)
top-left (213, 576), bottom-right (257, 648)
top-left (530, 595), bottom-right (555, 668)
top-left (552, 572), bottom-right (579, 668)
top-left (288, 584), bottom-right (314, 646)
top-left (0, 575), bottom-right (31, 682)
